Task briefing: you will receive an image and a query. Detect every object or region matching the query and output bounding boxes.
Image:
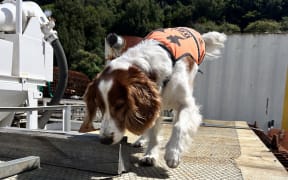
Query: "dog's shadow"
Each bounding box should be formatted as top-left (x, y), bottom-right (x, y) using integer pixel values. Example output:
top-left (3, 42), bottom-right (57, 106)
top-left (123, 144), bottom-right (169, 179)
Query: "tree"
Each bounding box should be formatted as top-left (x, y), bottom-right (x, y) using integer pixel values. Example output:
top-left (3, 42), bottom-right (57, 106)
top-left (244, 20), bottom-right (281, 33)
top-left (192, 20), bottom-right (240, 34)
top-left (223, 0), bottom-right (288, 32)
top-left (280, 16), bottom-right (288, 31)
top-left (162, 1), bottom-right (195, 27)
top-left (193, 20), bottom-right (219, 33)
top-left (192, 0), bottom-right (226, 22)
top-left (224, 0), bottom-right (257, 32)
top-left (70, 49), bottom-right (104, 79)
top-left (53, 0), bottom-right (86, 66)
top-left (258, 0), bottom-right (283, 20)
top-left (219, 22), bottom-right (241, 33)
top-left (83, 5), bottom-right (106, 54)
top-left (109, 0), bottom-right (164, 36)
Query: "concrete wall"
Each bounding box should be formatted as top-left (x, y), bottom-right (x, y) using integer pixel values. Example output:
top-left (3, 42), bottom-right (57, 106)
top-left (194, 34), bottom-right (288, 131)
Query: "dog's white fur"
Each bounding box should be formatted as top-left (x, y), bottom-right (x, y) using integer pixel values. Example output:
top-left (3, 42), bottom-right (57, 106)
top-left (92, 31), bottom-right (226, 168)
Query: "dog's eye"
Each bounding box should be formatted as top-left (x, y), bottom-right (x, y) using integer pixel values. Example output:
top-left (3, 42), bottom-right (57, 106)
top-left (114, 100), bottom-right (125, 110)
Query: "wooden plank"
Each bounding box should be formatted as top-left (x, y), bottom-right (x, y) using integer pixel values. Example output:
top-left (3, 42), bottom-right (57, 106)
top-left (0, 156), bottom-right (40, 179)
top-left (0, 128), bottom-right (129, 175)
top-left (234, 121), bottom-right (288, 179)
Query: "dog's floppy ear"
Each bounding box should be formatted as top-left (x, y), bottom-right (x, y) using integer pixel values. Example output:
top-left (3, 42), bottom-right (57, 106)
top-left (124, 66), bottom-right (161, 135)
top-left (79, 77), bottom-right (99, 132)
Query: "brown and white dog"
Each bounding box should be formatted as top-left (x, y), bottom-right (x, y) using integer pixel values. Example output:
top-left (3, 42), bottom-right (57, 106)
top-left (79, 27), bottom-right (226, 168)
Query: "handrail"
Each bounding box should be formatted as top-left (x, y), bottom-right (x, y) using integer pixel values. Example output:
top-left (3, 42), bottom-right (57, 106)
top-left (0, 105), bottom-right (86, 132)
top-left (0, 105), bottom-right (85, 112)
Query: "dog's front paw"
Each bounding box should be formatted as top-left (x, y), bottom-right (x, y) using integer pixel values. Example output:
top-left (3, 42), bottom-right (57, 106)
top-left (164, 149), bottom-right (180, 168)
top-left (78, 123), bottom-right (95, 133)
top-left (140, 155), bottom-right (156, 166)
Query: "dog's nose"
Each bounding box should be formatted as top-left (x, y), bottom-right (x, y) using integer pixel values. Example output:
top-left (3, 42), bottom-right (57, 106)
top-left (100, 136), bottom-right (114, 145)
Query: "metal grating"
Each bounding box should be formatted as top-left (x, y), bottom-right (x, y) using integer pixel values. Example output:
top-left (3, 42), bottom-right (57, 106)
top-left (274, 152), bottom-right (288, 171)
top-left (251, 125), bottom-right (288, 172)
top-left (6, 122), bottom-right (243, 179)
top-left (115, 123), bottom-right (243, 180)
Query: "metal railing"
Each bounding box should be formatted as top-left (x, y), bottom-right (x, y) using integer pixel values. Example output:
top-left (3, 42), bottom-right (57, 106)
top-left (0, 105), bottom-right (85, 132)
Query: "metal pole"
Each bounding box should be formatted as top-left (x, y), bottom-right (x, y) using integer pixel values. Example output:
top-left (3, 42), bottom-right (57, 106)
top-left (14, 0), bottom-right (23, 76)
top-left (26, 88), bottom-right (38, 129)
top-left (62, 105), bottom-right (71, 132)
top-left (15, 0), bottom-right (22, 34)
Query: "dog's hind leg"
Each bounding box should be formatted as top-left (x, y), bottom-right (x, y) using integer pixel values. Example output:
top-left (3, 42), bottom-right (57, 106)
top-left (140, 118), bottom-right (162, 166)
top-left (164, 98), bottom-right (202, 168)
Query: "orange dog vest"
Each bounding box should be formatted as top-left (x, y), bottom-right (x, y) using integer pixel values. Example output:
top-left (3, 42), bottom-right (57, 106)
top-left (145, 27), bottom-right (205, 65)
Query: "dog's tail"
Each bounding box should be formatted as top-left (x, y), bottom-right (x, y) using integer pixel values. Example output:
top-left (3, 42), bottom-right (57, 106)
top-left (202, 31), bottom-right (227, 59)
